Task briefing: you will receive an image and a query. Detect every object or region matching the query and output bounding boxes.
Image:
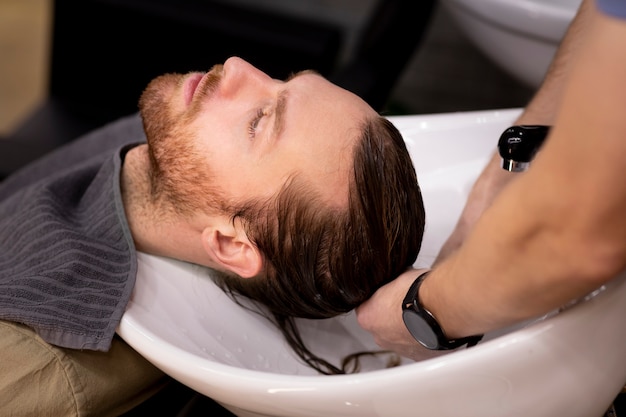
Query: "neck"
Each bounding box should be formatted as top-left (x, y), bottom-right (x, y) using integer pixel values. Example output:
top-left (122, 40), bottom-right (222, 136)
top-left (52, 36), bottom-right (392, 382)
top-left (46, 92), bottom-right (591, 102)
top-left (120, 145), bottom-right (213, 266)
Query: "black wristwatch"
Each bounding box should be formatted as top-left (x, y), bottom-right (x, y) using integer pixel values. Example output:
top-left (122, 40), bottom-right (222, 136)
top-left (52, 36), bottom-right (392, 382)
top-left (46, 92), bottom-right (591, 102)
top-left (402, 271), bottom-right (483, 350)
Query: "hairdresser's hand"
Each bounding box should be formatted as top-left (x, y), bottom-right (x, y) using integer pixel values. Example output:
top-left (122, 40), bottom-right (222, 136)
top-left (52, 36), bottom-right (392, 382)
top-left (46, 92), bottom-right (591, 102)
top-left (356, 268), bottom-right (445, 361)
top-left (435, 154), bottom-right (516, 265)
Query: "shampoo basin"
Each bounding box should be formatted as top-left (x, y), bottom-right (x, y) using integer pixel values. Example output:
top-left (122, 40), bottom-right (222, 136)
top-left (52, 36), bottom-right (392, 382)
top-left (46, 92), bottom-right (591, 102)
top-left (118, 109), bottom-right (626, 417)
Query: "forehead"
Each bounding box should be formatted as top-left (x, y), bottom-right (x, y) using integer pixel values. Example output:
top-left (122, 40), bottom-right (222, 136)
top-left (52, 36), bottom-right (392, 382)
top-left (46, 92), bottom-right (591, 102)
top-left (279, 73), bottom-right (375, 206)
top-left (287, 71), bottom-right (375, 134)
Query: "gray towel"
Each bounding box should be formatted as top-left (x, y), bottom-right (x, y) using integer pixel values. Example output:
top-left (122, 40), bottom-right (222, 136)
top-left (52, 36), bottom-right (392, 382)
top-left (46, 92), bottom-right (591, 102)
top-left (0, 114), bottom-right (145, 351)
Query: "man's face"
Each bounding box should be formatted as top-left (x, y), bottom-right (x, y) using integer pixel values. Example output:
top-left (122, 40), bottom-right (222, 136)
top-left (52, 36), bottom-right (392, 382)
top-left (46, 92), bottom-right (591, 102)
top-left (139, 56), bottom-right (376, 211)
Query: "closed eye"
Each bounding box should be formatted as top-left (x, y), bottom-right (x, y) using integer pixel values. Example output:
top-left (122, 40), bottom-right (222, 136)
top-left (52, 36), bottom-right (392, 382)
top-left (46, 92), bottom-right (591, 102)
top-left (248, 108), bottom-right (265, 139)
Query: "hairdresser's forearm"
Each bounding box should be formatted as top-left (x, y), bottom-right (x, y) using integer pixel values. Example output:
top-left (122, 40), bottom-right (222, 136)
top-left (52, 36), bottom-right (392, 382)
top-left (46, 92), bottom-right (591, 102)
top-left (435, 0), bottom-right (592, 264)
top-left (424, 7), bottom-right (626, 339)
top-left (423, 174), bottom-right (613, 338)
top-left (424, 153), bottom-right (626, 338)
top-left (516, 0), bottom-right (593, 126)
top-left (471, 0), bottom-right (593, 187)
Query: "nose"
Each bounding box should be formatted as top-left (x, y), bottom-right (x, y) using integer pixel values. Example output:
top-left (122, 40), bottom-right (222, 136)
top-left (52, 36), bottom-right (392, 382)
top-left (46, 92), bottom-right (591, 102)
top-left (221, 57), bottom-right (273, 97)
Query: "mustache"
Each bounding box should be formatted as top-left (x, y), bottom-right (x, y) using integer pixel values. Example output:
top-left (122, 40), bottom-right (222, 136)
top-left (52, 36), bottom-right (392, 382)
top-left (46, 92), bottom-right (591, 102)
top-left (194, 64), bottom-right (223, 101)
top-left (185, 64), bottom-right (223, 118)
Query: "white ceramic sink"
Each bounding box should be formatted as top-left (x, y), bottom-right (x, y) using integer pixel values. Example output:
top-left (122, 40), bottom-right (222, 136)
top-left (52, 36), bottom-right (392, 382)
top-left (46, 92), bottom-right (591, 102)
top-left (440, 0), bottom-right (583, 88)
top-left (118, 109), bottom-right (626, 417)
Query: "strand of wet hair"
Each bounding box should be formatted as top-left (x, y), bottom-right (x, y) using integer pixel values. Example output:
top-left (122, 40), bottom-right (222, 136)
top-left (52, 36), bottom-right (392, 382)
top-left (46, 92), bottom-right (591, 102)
top-left (219, 286), bottom-right (402, 375)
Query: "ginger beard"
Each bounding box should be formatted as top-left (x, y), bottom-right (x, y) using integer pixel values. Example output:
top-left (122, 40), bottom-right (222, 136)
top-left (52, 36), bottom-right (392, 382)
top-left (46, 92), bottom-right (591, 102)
top-left (138, 66), bottom-right (225, 214)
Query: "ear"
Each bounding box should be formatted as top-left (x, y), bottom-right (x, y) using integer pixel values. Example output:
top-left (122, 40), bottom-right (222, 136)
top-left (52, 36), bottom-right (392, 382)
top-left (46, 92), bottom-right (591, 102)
top-left (201, 221), bottom-right (263, 278)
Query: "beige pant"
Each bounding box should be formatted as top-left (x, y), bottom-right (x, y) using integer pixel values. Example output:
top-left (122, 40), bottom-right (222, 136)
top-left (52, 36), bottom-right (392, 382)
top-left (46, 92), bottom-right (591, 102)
top-left (0, 320), bottom-right (168, 417)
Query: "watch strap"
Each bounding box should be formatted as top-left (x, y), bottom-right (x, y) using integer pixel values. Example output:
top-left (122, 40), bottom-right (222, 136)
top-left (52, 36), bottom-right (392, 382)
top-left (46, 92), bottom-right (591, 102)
top-left (403, 271), bottom-right (483, 350)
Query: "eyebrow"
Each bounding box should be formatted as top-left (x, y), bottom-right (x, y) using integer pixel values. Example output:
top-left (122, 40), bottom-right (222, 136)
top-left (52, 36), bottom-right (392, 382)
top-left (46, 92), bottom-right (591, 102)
top-left (285, 69), bottom-right (320, 81)
top-left (272, 89), bottom-right (288, 142)
top-left (272, 70), bottom-right (320, 141)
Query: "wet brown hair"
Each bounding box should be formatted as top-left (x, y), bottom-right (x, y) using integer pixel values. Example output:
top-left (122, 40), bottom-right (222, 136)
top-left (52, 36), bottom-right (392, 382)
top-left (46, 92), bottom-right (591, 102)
top-left (212, 116), bottom-right (425, 374)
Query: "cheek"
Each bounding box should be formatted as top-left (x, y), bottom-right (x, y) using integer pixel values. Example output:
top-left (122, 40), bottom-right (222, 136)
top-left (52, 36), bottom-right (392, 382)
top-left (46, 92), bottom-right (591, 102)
top-left (187, 131), bottom-right (241, 195)
top-left (187, 108), bottom-right (288, 201)
top-left (221, 161), bottom-right (287, 205)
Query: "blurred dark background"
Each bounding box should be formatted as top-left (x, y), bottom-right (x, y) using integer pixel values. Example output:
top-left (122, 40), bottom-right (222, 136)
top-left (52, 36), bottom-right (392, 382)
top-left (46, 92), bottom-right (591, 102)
top-left (0, 0), bottom-right (535, 179)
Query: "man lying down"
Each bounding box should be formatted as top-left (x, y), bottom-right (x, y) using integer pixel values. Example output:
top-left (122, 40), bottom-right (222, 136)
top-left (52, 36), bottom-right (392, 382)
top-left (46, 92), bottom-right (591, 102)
top-left (0, 57), bottom-right (425, 416)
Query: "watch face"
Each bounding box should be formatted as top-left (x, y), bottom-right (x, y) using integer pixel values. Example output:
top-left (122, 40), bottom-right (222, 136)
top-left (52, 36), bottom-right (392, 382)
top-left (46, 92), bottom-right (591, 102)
top-left (402, 310), bottom-right (438, 350)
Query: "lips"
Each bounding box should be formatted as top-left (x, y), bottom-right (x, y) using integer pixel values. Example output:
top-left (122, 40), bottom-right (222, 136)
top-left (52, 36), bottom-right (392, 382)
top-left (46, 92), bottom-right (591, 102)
top-left (184, 72), bottom-right (205, 106)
